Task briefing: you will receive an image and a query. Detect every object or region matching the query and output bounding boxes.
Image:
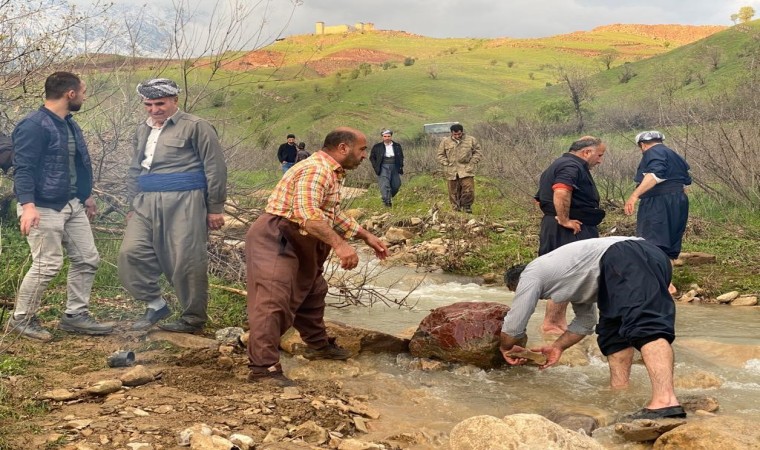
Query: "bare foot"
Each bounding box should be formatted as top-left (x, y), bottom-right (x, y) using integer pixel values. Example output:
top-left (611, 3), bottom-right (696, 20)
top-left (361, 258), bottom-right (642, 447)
top-left (540, 324), bottom-right (566, 336)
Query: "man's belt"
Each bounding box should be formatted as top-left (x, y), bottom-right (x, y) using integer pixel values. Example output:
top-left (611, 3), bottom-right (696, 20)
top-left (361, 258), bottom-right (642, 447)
top-left (138, 171), bottom-right (207, 192)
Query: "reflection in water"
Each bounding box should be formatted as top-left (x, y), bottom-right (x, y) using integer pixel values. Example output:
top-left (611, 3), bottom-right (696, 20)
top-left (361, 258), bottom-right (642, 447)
top-left (323, 264), bottom-right (760, 440)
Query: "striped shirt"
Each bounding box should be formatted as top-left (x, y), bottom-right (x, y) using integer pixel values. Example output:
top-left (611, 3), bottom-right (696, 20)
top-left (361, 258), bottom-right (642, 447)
top-left (265, 150), bottom-right (360, 238)
top-left (502, 236), bottom-right (642, 338)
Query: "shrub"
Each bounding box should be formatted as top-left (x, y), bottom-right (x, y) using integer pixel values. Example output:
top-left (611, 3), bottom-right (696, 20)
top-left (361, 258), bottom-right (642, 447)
top-left (403, 57), bottom-right (415, 66)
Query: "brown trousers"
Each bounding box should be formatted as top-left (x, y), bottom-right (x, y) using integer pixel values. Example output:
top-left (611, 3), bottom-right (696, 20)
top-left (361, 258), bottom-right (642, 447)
top-left (447, 175), bottom-right (475, 210)
top-left (245, 213), bottom-right (331, 369)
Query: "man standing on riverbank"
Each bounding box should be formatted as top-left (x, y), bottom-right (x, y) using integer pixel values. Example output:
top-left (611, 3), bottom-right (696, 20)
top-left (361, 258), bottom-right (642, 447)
top-left (624, 131), bottom-right (691, 291)
top-left (245, 127), bottom-right (388, 385)
top-left (8, 71), bottom-right (112, 341)
top-left (118, 78), bottom-right (227, 334)
top-left (436, 124), bottom-right (481, 213)
top-left (534, 136), bottom-right (606, 335)
top-left (277, 133), bottom-right (298, 174)
top-left (369, 129), bottom-right (404, 207)
top-left (500, 236), bottom-right (686, 420)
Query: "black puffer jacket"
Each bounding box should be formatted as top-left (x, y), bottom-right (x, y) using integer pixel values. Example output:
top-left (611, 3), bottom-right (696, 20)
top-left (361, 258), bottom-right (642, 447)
top-left (13, 106), bottom-right (93, 211)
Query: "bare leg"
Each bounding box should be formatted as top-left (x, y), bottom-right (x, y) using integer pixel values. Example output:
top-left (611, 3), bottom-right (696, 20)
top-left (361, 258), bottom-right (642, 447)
top-left (640, 338), bottom-right (680, 409)
top-left (607, 347), bottom-right (634, 389)
top-left (668, 259), bottom-right (677, 295)
top-left (541, 301), bottom-right (568, 335)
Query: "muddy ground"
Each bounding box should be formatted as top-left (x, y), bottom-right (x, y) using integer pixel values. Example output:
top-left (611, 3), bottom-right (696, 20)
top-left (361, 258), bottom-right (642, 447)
top-left (0, 324), bottom-right (429, 450)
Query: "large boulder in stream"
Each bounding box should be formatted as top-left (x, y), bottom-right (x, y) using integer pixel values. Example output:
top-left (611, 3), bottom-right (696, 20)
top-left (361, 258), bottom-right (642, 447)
top-left (409, 301), bottom-right (509, 368)
top-left (653, 415), bottom-right (759, 449)
top-left (450, 414), bottom-right (605, 450)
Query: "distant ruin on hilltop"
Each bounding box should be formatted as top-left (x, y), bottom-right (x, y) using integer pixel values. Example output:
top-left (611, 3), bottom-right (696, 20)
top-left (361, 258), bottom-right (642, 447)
top-left (315, 22), bottom-right (375, 35)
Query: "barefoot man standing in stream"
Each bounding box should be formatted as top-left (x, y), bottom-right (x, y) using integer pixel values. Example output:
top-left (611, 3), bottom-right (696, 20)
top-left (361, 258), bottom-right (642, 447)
top-left (245, 127), bottom-right (388, 385)
top-left (500, 236), bottom-right (686, 420)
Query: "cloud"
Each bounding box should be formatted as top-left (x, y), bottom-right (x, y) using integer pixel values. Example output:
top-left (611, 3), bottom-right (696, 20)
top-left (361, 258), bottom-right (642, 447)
top-left (73, 0), bottom-right (760, 44)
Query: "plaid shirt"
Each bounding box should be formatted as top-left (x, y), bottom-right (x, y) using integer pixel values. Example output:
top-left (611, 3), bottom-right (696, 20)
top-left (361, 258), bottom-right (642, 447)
top-left (265, 150), bottom-right (360, 238)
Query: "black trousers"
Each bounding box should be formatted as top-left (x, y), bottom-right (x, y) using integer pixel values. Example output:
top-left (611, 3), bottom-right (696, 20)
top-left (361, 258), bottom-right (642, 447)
top-left (637, 191), bottom-right (688, 259)
top-left (538, 215), bottom-right (599, 256)
top-left (596, 240), bottom-right (675, 356)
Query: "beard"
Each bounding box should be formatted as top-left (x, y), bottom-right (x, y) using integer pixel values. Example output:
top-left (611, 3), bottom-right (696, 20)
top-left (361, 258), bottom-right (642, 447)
top-left (68, 100), bottom-right (83, 112)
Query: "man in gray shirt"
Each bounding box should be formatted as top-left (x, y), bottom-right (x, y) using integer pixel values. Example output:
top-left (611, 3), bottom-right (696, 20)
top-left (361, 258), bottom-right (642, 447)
top-left (500, 236), bottom-right (686, 420)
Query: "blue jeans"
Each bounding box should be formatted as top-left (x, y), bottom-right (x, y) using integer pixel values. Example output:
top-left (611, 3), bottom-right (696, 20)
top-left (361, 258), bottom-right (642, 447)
top-left (281, 162), bottom-right (295, 174)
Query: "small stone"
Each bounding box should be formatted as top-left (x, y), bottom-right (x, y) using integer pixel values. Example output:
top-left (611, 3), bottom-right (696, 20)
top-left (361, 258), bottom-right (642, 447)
top-left (353, 416), bottom-right (368, 433)
top-left (215, 326), bottom-right (245, 345)
top-left (69, 365), bottom-right (89, 375)
top-left (45, 433), bottom-right (64, 443)
top-left (263, 427), bottom-right (288, 443)
top-left (716, 291), bottom-right (740, 303)
top-left (178, 423), bottom-right (212, 446)
top-left (281, 386), bottom-right (302, 400)
top-left (229, 433), bottom-right (254, 450)
top-left (154, 405), bottom-right (174, 414)
top-left (292, 420), bottom-right (329, 444)
top-left (65, 419), bottom-right (92, 430)
top-left (120, 365), bottom-right (155, 387)
top-left (190, 434), bottom-right (236, 449)
top-left (129, 407), bottom-right (150, 417)
top-left (41, 389), bottom-right (80, 401)
top-left (86, 379), bottom-right (123, 396)
top-left (126, 444), bottom-right (153, 450)
top-left (731, 296), bottom-right (757, 306)
top-left (216, 356), bottom-right (234, 370)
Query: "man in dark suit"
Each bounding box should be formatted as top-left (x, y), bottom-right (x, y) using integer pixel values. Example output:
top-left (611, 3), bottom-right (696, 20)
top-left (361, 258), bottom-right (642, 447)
top-left (369, 129), bottom-right (404, 207)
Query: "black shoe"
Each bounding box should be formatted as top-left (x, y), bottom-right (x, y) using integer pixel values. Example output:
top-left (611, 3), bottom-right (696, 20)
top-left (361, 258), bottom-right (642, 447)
top-left (463, 206), bottom-right (473, 214)
top-left (625, 405), bottom-right (686, 420)
top-left (383, 201), bottom-right (392, 207)
top-left (247, 364), bottom-right (295, 387)
top-left (158, 319), bottom-right (203, 334)
top-left (131, 305), bottom-right (171, 331)
top-left (303, 338), bottom-right (352, 360)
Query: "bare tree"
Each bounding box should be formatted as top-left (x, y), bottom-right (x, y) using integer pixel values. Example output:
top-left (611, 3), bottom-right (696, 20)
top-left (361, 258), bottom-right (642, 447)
top-left (555, 66), bottom-right (594, 132)
top-left (598, 48), bottom-right (620, 70)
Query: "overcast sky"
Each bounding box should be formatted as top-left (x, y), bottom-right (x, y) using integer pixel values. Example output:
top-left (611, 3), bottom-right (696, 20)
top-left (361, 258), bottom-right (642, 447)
top-left (76, 0), bottom-right (759, 41)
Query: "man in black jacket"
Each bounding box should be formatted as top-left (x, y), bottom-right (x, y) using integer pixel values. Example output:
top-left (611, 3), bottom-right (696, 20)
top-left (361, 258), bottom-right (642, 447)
top-left (277, 133), bottom-right (298, 174)
top-left (369, 129), bottom-right (404, 207)
top-left (7, 71), bottom-right (112, 341)
top-left (534, 136), bottom-right (606, 334)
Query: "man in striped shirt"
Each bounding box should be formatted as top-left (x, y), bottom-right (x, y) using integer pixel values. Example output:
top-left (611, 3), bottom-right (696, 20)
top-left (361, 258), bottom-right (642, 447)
top-left (500, 236), bottom-right (686, 420)
top-left (245, 127), bottom-right (388, 385)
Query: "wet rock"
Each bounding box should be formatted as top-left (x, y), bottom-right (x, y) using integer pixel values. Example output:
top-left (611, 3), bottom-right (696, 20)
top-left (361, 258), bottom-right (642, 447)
top-left (385, 227), bottom-right (414, 244)
top-left (86, 379), bottom-right (123, 396)
top-left (449, 414), bottom-right (605, 449)
top-left (409, 301), bottom-right (510, 369)
top-left (674, 370), bottom-right (722, 389)
top-left (716, 291), bottom-right (739, 303)
top-left (676, 339), bottom-right (760, 367)
top-left (615, 418), bottom-right (686, 442)
top-left (545, 410), bottom-right (600, 435)
top-left (41, 389), bottom-right (80, 401)
top-left (120, 365), bottom-right (155, 387)
top-left (215, 327), bottom-right (245, 346)
top-left (291, 420), bottom-right (328, 444)
top-left (680, 394), bottom-right (720, 413)
top-left (654, 416), bottom-right (758, 449)
top-left (731, 295), bottom-right (757, 306)
top-left (229, 434), bottom-right (254, 450)
top-left (281, 320), bottom-right (408, 356)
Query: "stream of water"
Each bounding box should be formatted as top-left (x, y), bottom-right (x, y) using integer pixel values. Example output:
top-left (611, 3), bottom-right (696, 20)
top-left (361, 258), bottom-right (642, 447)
top-left (317, 264), bottom-right (760, 445)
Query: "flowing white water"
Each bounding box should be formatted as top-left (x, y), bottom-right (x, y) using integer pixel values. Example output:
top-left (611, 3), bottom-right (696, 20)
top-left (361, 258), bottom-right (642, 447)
top-left (317, 263), bottom-right (760, 444)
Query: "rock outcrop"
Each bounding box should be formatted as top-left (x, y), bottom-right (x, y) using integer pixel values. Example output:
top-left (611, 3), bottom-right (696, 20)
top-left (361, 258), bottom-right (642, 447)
top-left (409, 301), bottom-right (510, 368)
top-left (654, 416), bottom-right (759, 449)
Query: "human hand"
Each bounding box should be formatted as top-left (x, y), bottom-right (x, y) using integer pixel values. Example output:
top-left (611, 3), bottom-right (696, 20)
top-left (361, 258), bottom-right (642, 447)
top-left (207, 213), bottom-right (225, 230)
top-left (334, 242), bottom-right (359, 270)
top-left (500, 344), bottom-right (529, 366)
top-left (556, 217), bottom-right (582, 234)
top-left (398, 168), bottom-right (404, 175)
top-left (362, 233), bottom-right (388, 260)
top-left (534, 345), bottom-right (563, 370)
top-left (19, 203), bottom-right (40, 236)
top-left (84, 196), bottom-right (98, 221)
top-left (624, 196), bottom-right (637, 215)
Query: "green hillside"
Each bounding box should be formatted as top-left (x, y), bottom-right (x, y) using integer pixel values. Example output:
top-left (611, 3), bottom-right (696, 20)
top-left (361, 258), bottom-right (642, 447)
top-left (175, 24), bottom-right (729, 145)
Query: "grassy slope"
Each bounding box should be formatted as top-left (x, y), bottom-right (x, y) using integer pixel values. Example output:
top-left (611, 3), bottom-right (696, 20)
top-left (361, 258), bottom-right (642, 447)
top-left (179, 25), bottom-right (726, 142)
